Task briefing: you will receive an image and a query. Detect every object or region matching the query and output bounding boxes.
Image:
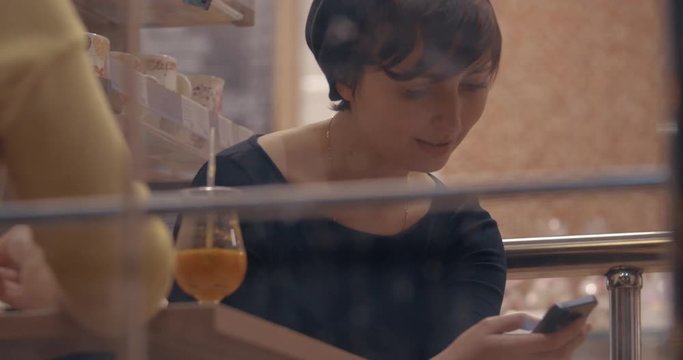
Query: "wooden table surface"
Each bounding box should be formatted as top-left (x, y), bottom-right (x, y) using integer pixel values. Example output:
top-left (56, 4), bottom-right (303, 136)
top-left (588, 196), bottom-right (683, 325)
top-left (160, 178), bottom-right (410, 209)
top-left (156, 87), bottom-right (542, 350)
top-left (0, 304), bottom-right (361, 360)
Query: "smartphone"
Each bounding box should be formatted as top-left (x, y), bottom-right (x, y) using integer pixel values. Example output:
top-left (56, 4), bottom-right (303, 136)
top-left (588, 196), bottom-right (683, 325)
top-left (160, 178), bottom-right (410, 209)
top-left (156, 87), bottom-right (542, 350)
top-left (532, 295), bottom-right (598, 334)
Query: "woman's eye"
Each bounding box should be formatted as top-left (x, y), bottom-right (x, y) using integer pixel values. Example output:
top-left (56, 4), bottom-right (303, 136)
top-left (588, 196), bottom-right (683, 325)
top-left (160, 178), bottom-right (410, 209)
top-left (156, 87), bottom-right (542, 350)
top-left (459, 82), bottom-right (489, 92)
top-left (403, 88), bottom-right (432, 99)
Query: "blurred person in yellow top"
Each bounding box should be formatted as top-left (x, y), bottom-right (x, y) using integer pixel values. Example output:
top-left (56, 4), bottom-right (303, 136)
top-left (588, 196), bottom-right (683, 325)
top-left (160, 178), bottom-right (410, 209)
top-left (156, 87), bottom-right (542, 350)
top-left (0, 0), bottom-right (175, 335)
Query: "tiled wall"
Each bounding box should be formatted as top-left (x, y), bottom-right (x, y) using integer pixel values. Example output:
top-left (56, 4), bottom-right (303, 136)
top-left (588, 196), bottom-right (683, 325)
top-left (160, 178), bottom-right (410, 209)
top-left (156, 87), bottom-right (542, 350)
top-left (442, 0), bottom-right (672, 237)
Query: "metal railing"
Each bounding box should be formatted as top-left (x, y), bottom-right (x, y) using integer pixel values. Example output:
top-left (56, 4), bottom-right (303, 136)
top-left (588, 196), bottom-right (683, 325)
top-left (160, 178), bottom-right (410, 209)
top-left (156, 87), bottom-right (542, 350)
top-left (505, 231), bottom-right (671, 279)
top-left (0, 170), bottom-right (666, 223)
top-left (505, 232), bottom-right (671, 360)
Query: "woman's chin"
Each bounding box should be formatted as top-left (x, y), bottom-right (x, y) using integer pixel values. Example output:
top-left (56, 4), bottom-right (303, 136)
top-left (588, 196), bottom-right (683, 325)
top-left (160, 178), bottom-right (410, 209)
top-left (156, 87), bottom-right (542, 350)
top-left (409, 157), bottom-right (450, 173)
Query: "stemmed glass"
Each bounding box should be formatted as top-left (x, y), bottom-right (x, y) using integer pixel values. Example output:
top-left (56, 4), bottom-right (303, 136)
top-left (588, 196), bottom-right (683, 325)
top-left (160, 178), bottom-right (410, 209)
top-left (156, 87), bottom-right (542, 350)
top-left (175, 186), bottom-right (246, 304)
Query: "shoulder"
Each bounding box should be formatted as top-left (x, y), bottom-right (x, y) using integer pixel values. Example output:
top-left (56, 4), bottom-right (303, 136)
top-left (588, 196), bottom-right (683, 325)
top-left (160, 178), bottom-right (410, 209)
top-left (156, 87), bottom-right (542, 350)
top-left (450, 196), bottom-right (499, 236)
top-left (1, 1), bottom-right (86, 78)
top-left (426, 176), bottom-right (500, 240)
top-left (2, 1), bottom-right (86, 56)
top-left (433, 194), bottom-right (504, 258)
top-left (257, 123), bottom-right (328, 182)
top-left (191, 135), bottom-right (283, 187)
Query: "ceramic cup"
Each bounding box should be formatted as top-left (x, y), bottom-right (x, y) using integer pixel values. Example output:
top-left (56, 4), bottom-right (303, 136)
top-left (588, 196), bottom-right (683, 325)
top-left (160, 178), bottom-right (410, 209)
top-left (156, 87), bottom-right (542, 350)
top-left (188, 74), bottom-right (225, 113)
top-left (86, 33), bottom-right (110, 78)
top-left (141, 54), bottom-right (178, 91)
top-left (110, 51), bottom-right (143, 72)
top-left (176, 73), bottom-right (193, 97)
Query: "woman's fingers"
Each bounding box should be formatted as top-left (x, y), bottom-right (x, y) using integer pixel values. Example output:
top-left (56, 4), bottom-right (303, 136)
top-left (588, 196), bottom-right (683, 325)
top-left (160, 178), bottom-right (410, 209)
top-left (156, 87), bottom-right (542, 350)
top-left (0, 267), bottom-right (19, 282)
top-left (534, 323), bottom-right (591, 360)
top-left (5, 226), bottom-right (36, 264)
top-left (0, 279), bottom-right (22, 307)
top-left (2, 280), bottom-right (22, 301)
top-left (534, 317), bottom-right (589, 353)
top-left (0, 267), bottom-right (19, 303)
top-left (0, 225), bottom-right (34, 268)
top-left (497, 316), bottom-right (588, 354)
top-left (480, 313), bottom-right (541, 334)
top-left (0, 231), bottom-right (15, 267)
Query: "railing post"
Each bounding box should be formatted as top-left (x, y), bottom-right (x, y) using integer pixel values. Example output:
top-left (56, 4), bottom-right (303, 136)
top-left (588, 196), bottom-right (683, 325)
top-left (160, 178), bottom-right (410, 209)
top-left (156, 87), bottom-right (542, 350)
top-left (606, 266), bottom-right (643, 360)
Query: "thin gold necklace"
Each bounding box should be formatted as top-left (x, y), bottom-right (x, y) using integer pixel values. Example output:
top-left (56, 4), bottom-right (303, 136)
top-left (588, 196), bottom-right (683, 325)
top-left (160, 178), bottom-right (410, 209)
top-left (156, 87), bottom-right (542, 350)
top-left (325, 117), bottom-right (409, 231)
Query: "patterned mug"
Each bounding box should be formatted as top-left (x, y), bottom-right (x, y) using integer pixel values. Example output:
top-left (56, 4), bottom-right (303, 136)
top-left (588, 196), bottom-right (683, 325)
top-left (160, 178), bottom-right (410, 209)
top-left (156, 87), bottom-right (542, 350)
top-left (141, 54), bottom-right (178, 91)
top-left (188, 74), bottom-right (225, 113)
top-left (177, 73), bottom-right (193, 97)
top-left (110, 51), bottom-right (143, 72)
top-left (86, 33), bottom-right (110, 79)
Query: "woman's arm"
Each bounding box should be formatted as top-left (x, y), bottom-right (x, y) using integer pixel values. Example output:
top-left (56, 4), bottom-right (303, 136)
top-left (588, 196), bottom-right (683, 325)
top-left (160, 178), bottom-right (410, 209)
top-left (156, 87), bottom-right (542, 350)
top-left (430, 199), bottom-right (589, 359)
top-left (0, 0), bottom-right (174, 335)
top-left (425, 198), bottom-right (507, 356)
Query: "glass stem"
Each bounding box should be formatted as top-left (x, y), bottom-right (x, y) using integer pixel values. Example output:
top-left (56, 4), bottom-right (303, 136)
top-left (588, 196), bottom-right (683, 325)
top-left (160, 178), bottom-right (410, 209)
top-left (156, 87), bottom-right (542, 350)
top-left (198, 300), bottom-right (220, 305)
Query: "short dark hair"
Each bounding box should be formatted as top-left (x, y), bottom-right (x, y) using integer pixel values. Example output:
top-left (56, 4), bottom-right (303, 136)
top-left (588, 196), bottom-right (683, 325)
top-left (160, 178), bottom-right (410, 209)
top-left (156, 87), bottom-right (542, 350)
top-left (305, 0), bottom-right (502, 111)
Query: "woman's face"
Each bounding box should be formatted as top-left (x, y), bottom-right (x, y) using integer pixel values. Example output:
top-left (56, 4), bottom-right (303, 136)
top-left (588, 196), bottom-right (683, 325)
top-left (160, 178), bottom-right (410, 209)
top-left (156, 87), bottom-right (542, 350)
top-left (342, 58), bottom-right (493, 173)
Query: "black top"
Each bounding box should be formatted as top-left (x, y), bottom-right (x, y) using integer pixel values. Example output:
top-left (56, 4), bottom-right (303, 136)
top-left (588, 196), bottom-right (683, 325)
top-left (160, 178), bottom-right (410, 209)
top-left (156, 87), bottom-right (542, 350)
top-left (169, 136), bottom-right (506, 360)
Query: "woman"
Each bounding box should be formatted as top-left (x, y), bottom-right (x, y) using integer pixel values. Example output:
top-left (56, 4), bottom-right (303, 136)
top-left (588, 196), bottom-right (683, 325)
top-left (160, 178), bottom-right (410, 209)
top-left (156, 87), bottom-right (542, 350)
top-left (170, 0), bottom-right (590, 359)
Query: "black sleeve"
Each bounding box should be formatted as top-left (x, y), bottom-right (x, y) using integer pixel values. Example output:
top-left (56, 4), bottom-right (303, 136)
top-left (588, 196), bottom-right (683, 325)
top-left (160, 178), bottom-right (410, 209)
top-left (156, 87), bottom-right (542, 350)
top-left (191, 152), bottom-right (258, 188)
top-left (426, 197), bottom-right (507, 356)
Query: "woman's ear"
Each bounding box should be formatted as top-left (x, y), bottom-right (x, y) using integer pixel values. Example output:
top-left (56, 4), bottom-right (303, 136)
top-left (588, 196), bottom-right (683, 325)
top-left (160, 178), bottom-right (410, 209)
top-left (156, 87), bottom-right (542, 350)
top-left (336, 82), bottom-right (353, 103)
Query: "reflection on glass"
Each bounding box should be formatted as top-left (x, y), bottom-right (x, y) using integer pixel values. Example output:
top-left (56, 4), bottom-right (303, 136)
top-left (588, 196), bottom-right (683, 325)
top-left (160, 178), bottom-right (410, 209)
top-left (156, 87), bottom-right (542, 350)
top-left (175, 187), bottom-right (247, 304)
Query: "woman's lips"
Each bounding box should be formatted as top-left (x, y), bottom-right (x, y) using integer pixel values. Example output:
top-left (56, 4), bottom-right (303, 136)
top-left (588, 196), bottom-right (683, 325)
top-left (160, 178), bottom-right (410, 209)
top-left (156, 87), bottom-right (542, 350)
top-left (415, 139), bottom-right (452, 156)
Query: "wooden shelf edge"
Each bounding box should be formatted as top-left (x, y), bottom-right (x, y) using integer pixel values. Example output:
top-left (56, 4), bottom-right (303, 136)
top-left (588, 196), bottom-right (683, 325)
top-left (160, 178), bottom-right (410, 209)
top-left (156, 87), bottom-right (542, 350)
top-left (74, 0), bottom-right (255, 29)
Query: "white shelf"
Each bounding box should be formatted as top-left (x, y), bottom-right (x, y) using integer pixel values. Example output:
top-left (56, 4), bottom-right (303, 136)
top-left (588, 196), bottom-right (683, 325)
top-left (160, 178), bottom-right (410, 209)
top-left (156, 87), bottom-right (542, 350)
top-left (74, 0), bottom-right (255, 28)
top-left (106, 64), bottom-right (254, 183)
top-left (77, 0), bottom-right (257, 184)
top-left (140, 114), bottom-right (254, 183)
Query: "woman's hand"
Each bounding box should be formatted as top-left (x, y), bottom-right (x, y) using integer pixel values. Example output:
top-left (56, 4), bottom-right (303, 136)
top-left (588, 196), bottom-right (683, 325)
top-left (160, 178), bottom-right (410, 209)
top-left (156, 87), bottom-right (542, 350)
top-left (0, 225), bottom-right (60, 310)
top-left (434, 313), bottom-right (591, 360)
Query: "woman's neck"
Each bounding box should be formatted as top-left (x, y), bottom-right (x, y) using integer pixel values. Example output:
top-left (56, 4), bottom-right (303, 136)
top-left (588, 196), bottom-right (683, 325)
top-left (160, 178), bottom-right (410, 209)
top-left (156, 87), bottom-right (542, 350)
top-left (326, 112), bottom-right (410, 182)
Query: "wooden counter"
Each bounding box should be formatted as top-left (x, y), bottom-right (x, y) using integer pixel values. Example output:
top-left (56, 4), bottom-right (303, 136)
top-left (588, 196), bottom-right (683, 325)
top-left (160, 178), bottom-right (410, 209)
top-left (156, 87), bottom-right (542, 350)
top-left (0, 304), bottom-right (361, 360)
